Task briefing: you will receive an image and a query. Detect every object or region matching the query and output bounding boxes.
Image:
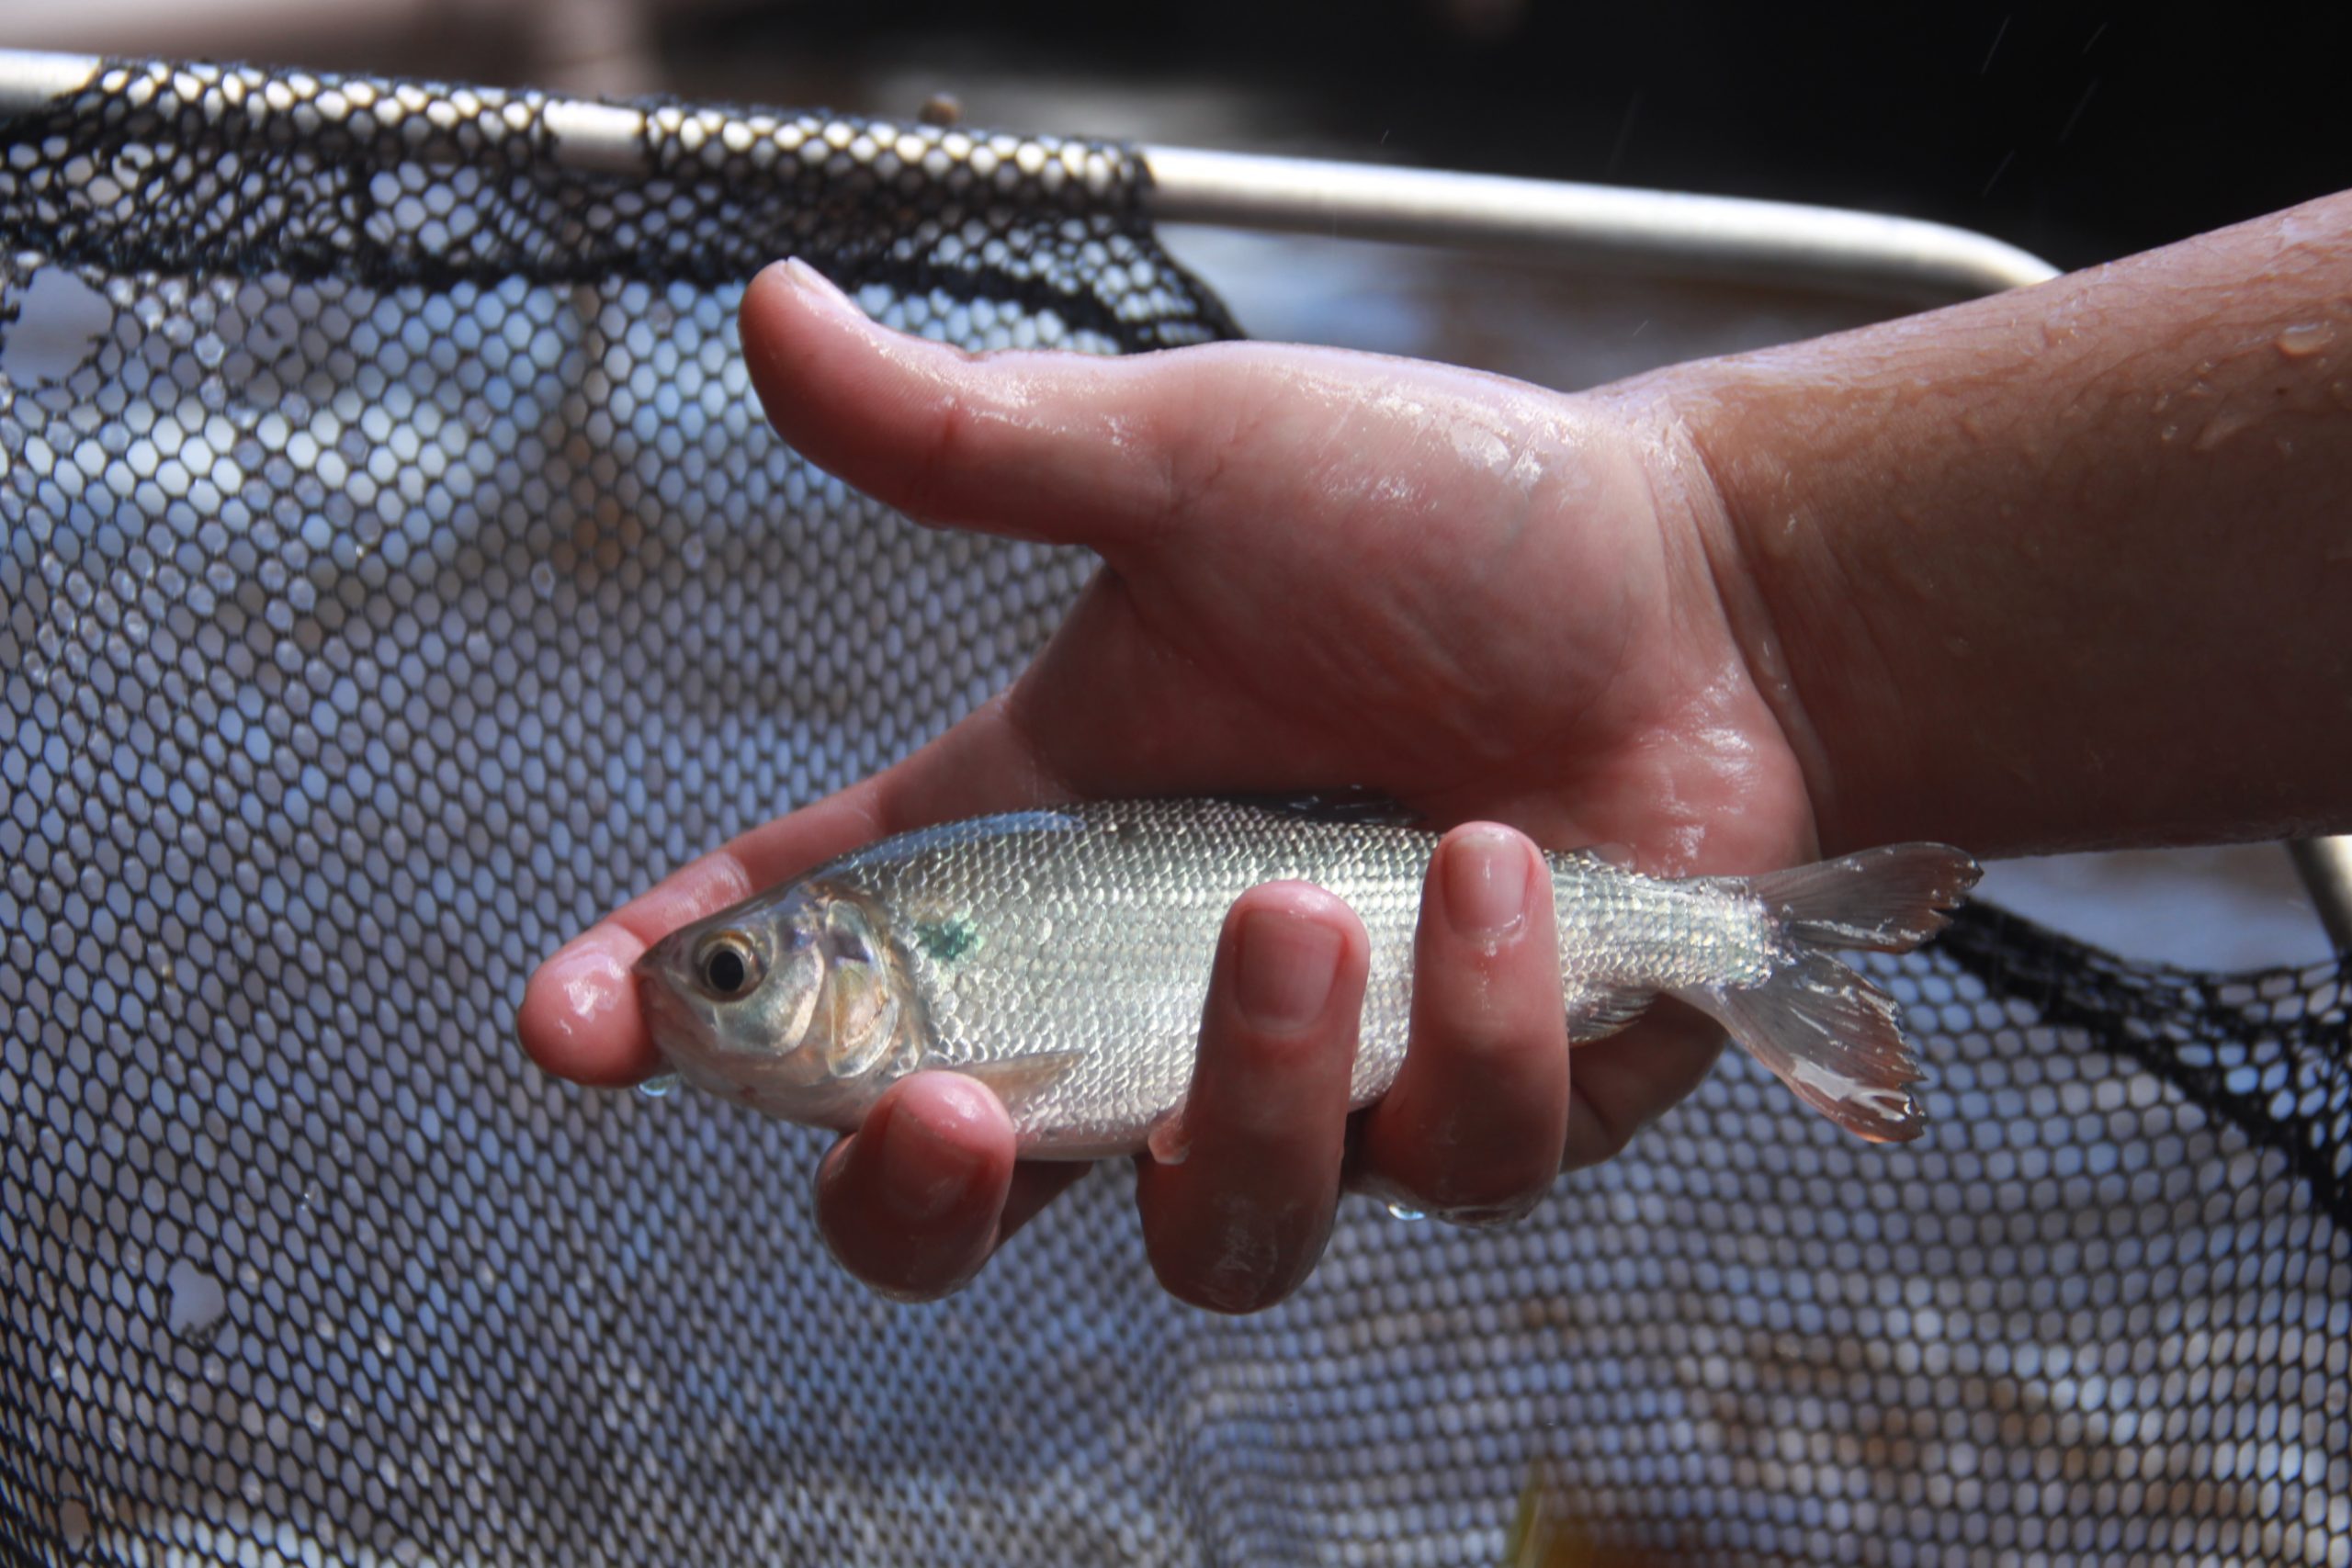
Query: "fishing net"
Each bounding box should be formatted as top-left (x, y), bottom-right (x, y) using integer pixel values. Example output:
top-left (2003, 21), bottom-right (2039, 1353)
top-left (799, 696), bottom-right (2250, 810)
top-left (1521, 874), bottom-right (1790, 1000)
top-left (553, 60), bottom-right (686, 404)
top-left (2, 57), bottom-right (2346, 1568)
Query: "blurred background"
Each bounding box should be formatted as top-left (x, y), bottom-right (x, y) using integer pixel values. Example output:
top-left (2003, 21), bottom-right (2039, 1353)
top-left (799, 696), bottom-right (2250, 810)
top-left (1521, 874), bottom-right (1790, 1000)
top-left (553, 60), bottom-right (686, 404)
top-left (3, 0), bottom-right (2345, 968)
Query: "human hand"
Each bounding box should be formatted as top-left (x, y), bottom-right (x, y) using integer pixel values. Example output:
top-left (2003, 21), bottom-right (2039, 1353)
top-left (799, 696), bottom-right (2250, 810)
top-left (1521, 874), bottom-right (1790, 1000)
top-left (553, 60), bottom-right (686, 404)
top-left (518, 257), bottom-right (1817, 1310)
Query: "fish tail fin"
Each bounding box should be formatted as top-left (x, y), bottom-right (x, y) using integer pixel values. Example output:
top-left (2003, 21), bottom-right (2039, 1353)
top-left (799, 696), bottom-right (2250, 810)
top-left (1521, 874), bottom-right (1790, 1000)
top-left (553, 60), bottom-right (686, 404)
top-left (1681, 844), bottom-right (1981, 1144)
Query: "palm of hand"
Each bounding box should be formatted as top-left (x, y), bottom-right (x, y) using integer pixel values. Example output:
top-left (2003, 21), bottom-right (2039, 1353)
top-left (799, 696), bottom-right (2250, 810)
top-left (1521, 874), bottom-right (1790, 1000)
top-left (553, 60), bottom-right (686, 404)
top-left (1000, 358), bottom-right (1816, 881)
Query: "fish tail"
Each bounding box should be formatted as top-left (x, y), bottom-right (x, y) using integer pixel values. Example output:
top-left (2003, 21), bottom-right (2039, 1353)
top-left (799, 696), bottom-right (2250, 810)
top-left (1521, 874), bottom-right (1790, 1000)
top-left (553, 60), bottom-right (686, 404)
top-left (1680, 844), bottom-right (1981, 1144)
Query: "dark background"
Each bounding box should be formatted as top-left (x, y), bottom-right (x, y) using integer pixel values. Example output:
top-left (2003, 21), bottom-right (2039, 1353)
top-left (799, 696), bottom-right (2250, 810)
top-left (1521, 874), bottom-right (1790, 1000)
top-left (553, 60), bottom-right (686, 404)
top-left (12, 1), bottom-right (2337, 273)
top-left (673, 0), bottom-right (2348, 271)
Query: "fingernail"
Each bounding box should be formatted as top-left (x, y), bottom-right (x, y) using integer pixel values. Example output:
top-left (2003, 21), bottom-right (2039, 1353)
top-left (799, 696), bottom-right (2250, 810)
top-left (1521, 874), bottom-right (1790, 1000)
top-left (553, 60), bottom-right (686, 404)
top-left (783, 255), bottom-right (862, 315)
top-left (1236, 907), bottom-right (1342, 1030)
top-left (876, 1086), bottom-right (987, 1224)
top-left (1443, 826), bottom-right (1531, 942)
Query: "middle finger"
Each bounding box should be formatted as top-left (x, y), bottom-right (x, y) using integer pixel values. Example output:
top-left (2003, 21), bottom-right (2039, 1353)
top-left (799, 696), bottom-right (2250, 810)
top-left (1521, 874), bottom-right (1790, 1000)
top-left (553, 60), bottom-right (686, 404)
top-left (1358, 823), bottom-right (1570, 1224)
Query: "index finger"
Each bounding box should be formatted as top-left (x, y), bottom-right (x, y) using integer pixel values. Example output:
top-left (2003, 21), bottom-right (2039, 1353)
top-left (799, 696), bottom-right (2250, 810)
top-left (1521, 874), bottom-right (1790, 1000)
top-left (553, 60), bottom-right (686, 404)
top-left (514, 693), bottom-right (1059, 1087)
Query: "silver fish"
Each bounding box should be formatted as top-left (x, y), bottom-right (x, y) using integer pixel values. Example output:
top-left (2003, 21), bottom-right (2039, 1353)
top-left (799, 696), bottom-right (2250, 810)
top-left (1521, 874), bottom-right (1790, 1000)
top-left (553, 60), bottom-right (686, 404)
top-left (635, 796), bottom-right (1981, 1157)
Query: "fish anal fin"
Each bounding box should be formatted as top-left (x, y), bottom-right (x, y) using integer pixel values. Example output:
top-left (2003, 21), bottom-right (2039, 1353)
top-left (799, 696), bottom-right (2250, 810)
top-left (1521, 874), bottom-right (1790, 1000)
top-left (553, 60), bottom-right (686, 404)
top-left (1565, 986), bottom-right (1653, 1043)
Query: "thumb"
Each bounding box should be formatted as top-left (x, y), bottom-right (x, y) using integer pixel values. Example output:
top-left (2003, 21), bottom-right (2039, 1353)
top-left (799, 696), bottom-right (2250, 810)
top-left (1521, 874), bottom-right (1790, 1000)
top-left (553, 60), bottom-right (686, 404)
top-left (740, 257), bottom-right (1307, 558)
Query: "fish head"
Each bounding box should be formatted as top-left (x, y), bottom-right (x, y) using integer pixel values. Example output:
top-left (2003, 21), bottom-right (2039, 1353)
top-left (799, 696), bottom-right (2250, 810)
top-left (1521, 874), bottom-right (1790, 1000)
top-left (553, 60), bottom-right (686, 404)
top-left (633, 879), bottom-right (915, 1128)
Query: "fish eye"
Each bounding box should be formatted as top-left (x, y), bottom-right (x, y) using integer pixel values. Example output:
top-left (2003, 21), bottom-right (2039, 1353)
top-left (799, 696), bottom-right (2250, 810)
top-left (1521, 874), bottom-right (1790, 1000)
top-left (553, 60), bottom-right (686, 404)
top-left (695, 931), bottom-right (761, 1001)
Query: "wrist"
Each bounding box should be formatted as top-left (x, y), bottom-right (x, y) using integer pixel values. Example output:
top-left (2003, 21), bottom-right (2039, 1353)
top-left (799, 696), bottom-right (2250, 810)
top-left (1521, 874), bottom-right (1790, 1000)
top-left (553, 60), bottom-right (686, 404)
top-left (1598, 362), bottom-right (1853, 856)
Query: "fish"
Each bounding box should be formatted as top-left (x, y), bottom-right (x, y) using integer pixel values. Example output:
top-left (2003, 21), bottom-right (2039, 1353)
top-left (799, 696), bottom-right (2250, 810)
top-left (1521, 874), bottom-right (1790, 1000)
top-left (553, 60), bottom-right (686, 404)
top-left (633, 795), bottom-right (1981, 1158)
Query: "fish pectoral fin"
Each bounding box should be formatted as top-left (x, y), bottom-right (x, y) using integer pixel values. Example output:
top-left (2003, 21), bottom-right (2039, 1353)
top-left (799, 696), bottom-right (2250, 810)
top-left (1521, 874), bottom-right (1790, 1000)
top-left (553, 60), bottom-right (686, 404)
top-left (1564, 986), bottom-right (1652, 1042)
top-left (949, 1050), bottom-right (1086, 1118)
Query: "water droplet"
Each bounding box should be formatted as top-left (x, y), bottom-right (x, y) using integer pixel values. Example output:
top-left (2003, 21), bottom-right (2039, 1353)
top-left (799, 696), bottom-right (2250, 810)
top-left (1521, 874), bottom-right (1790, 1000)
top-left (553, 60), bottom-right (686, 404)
top-left (1385, 1201), bottom-right (1428, 1223)
top-left (2194, 408), bottom-right (2256, 452)
top-left (2277, 321), bottom-right (2335, 358)
top-left (637, 1071), bottom-right (683, 1100)
top-left (679, 534), bottom-right (708, 570)
top-left (529, 560), bottom-right (558, 598)
top-left (373, 1330), bottom-right (394, 1357)
top-left (164, 1259), bottom-right (227, 1337)
top-left (305, 1404), bottom-right (328, 1433)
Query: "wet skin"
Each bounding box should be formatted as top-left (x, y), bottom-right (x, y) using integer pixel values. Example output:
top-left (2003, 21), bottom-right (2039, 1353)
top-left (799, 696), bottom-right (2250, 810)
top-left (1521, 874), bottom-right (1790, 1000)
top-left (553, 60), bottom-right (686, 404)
top-left (521, 189), bottom-right (2352, 1310)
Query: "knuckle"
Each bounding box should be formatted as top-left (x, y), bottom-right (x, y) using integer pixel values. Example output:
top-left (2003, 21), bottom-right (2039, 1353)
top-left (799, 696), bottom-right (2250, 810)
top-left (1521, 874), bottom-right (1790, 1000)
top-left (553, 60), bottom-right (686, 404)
top-left (1155, 390), bottom-right (1249, 531)
top-left (866, 1269), bottom-right (974, 1305)
top-left (1170, 1272), bottom-right (1284, 1316)
top-left (1438, 1195), bottom-right (1544, 1230)
top-left (907, 389), bottom-right (985, 521)
top-left (1412, 959), bottom-right (1566, 1066)
top-left (1402, 1010), bottom-right (1566, 1130)
top-left (1363, 1122), bottom-right (1553, 1226)
top-left (1419, 1010), bottom-right (1527, 1066)
top-left (1374, 1080), bottom-right (1564, 1210)
top-left (1422, 1158), bottom-right (1553, 1223)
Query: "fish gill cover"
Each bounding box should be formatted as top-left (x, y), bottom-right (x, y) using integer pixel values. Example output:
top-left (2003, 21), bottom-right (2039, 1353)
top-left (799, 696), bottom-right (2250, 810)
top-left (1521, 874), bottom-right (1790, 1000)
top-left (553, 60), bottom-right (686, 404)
top-left (0, 56), bottom-right (2346, 1567)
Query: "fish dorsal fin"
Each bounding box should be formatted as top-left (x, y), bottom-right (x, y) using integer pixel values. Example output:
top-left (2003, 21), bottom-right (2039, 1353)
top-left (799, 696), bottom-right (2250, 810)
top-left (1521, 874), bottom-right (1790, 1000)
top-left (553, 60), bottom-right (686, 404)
top-left (1216, 787), bottom-right (1424, 829)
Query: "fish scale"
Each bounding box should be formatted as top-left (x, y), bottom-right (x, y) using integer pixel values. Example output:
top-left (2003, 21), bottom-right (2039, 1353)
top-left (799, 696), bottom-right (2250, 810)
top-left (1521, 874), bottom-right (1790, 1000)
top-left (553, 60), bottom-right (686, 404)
top-left (637, 796), bottom-right (1981, 1154)
top-left (839, 799), bottom-right (1432, 1152)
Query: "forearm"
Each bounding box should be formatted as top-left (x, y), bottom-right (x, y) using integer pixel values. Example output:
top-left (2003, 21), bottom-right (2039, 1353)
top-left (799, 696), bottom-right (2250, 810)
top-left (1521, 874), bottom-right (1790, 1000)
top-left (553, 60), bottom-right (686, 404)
top-left (1656, 189), bottom-right (2352, 857)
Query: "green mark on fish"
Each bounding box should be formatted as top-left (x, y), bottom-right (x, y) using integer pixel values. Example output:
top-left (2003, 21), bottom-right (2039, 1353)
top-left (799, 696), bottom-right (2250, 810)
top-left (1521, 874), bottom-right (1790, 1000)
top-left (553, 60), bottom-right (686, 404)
top-left (913, 917), bottom-right (979, 965)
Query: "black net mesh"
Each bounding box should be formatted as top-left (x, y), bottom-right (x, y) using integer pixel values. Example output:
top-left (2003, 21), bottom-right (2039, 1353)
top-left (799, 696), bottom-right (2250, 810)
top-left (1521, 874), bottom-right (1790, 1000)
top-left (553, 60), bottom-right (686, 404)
top-left (3, 57), bottom-right (2347, 1568)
